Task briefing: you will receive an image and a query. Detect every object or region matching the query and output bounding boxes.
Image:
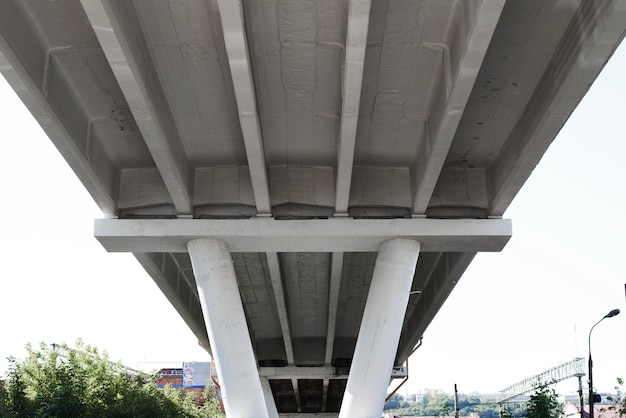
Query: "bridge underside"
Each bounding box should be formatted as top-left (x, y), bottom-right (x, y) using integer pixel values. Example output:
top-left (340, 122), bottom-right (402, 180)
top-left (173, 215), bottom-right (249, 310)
top-left (1, 0), bottom-right (624, 415)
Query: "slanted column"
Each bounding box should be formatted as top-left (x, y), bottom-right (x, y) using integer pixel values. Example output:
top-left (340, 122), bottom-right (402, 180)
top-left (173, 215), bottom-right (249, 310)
top-left (187, 239), bottom-right (269, 418)
top-left (339, 238), bottom-right (421, 418)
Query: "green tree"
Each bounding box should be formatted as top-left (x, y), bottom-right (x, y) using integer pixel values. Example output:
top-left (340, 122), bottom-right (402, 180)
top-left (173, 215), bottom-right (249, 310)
top-left (384, 393), bottom-right (522, 418)
top-left (199, 386), bottom-right (224, 417)
top-left (523, 381), bottom-right (563, 418)
top-left (383, 393), bottom-right (404, 410)
top-left (0, 356), bottom-right (37, 417)
top-left (602, 377), bottom-right (626, 417)
top-left (0, 341), bottom-right (223, 417)
top-left (473, 399), bottom-right (502, 418)
top-left (430, 393), bottom-right (453, 416)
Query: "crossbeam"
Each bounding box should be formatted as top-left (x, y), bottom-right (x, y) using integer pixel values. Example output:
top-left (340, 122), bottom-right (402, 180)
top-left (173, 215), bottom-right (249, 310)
top-left (94, 218), bottom-right (511, 253)
top-left (259, 366), bottom-right (347, 380)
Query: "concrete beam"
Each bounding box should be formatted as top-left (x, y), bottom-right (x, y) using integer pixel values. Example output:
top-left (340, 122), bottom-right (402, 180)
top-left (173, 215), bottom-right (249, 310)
top-left (259, 366), bottom-right (347, 380)
top-left (325, 252), bottom-right (344, 364)
top-left (133, 252), bottom-right (210, 354)
top-left (334, 0), bottom-right (372, 214)
top-left (80, 0), bottom-right (193, 214)
top-left (0, 39), bottom-right (116, 216)
top-left (216, 0), bottom-right (271, 215)
top-left (266, 252), bottom-right (295, 364)
top-left (489, 0), bottom-right (626, 216)
top-left (412, 0), bottom-right (506, 215)
top-left (260, 377), bottom-right (279, 418)
top-left (94, 218), bottom-right (511, 253)
top-left (396, 251), bottom-right (475, 362)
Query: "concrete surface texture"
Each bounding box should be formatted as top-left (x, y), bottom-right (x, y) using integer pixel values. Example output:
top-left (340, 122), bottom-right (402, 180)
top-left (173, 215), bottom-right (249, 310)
top-left (1, 0), bottom-right (624, 415)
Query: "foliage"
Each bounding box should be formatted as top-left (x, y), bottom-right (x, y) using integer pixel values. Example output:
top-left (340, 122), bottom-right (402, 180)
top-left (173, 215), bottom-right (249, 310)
top-left (523, 380), bottom-right (563, 418)
top-left (384, 393), bottom-right (405, 410)
top-left (200, 386), bottom-right (225, 417)
top-left (603, 377), bottom-right (626, 417)
top-left (381, 378), bottom-right (626, 418)
top-left (384, 392), bottom-right (514, 417)
top-left (383, 391), bottom-right (544, 417)
top-left (0, 340), bottom-right (223, 418)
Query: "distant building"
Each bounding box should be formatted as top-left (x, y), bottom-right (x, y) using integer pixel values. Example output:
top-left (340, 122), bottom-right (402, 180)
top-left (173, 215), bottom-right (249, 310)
top-left (563, 402), bottom-right (622, 418)
top-left (155, 361), bottom-right (222, 408)
top-left (155, 367), bottom-right (204, 405)
top-left (156, 368), bottom-right (183, 386)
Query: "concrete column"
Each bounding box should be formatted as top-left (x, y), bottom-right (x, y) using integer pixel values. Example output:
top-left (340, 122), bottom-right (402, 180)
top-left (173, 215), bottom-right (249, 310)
top-left (187, 239), bottom-right (269, 417)
top-left (339, 238), bottom-right (421, 418)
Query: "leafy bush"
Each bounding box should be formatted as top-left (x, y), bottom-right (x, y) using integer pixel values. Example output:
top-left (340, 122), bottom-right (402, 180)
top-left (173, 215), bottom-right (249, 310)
top-left (0, 340), bottom-right (223, 417)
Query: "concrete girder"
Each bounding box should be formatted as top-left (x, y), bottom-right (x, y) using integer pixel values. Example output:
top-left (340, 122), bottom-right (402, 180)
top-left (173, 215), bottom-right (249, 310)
top-left (324, 252), bottom-right (344, 364)
top-left (259, 366), bottom-right (347, 380)
top-left (260, 377), bottom-right (280, 418)
top-left (80, 0), bottom-right (193, 215)
top-left (133, 252), bottom-right (210, 354)
top-left (94, 218), bottom-right (512, 253)
top-left (412, 0), bottom-right (506, 215)
top-left (266, 252), bottom-right (295, 365)
top-left (0, 36), bottom-right (117, 216)
top-left (489, 0), bottom-right (626, 215)
top-left (396, 251), bottom-right (476, 362)
top-left (334, 0), bottom-right (372, 215)
top-left (216, 0), bottom-right (271, 215)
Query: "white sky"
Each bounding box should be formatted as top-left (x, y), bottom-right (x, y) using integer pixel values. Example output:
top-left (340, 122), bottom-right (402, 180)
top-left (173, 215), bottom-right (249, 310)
top-left (1, 38), bottom-right (625, 400)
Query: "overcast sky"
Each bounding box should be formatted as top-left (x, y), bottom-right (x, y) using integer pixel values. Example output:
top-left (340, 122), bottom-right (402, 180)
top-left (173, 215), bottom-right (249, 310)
top-left (1, 37), bottom-right (625, 399)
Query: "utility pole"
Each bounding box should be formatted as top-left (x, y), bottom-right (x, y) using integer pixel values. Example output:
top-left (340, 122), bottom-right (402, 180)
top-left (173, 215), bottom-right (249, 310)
top-left (454, 384), bottom-right (459, 418)
top-left (577, 374), bottom-right (584, 418)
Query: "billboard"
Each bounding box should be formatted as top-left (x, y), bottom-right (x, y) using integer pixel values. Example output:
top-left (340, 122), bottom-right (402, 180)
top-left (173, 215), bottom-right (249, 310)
top-left (182, 361), bottom-right (212, 388)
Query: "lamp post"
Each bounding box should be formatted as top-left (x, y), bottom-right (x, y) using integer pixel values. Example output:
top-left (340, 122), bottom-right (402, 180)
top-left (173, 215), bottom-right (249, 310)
top-left (588, 308), bottom-right (620, 418)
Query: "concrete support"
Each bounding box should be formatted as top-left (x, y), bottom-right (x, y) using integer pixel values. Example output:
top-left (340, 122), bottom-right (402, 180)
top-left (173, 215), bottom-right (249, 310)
top-left (339, 239), bottom-right (421, 418)
top-left (260, 377), bottom-right (279, 418)
top-left (187, 239), bottom-right (269, 417)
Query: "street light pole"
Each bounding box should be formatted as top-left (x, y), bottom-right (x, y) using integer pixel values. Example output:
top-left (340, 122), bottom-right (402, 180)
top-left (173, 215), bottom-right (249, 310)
top-left (588, 308), bottom-right (620, 418)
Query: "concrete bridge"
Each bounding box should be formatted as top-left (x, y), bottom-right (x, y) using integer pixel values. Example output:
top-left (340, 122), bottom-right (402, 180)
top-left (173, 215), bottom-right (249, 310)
top-left (1, 1), bottom-right (624, 416)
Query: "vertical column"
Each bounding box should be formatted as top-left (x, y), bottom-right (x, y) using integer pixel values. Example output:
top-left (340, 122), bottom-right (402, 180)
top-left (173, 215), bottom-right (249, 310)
top-left (339, 238), bottom-right (421, 418)
top-left (187, 239), bottom-right (269, 417)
